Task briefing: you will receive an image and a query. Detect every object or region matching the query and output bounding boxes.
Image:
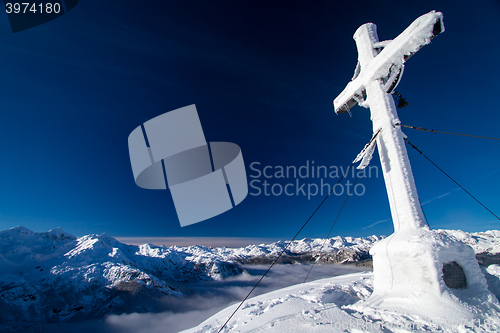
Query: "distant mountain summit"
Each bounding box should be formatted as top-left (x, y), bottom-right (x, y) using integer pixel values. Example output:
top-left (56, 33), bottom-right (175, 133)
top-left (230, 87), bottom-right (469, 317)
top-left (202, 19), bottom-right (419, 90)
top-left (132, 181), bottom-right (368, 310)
top-left (0, 226), bottom-right (241, 324)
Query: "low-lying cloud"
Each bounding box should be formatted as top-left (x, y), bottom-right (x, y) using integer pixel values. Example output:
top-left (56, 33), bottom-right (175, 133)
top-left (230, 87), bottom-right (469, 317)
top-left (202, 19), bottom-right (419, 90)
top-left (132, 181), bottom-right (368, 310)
top-left (14, 264), bottom-right (369, 333)
top-left (103, 264), bottom-right (368, 333)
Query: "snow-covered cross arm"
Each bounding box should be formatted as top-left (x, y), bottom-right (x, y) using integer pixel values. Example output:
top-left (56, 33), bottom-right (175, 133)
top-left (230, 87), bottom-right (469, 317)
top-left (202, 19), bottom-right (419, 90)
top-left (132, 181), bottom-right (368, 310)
top-left (334, 10), bottom-right (444, 114)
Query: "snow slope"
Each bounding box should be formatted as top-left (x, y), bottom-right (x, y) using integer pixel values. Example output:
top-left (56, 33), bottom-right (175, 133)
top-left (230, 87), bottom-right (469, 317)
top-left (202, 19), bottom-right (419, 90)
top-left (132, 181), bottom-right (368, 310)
top-left (182, 229), bottom-right (500, 332)
top-left (441, 229), bottom-right (500, 255)
top-left (183, 271), bottom-right (500, 332)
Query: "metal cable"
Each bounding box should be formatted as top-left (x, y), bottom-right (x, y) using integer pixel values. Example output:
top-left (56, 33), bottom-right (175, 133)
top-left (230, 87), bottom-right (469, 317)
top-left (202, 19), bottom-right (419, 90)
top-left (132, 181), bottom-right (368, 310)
top-left (303, 174), bottom-right (360, 284)
top-left (404, 137), bottom-right (500, 221)
top-left (217, 163), bottom-right (357, 332)
top-left (397, 123), bottom-right (500, 141)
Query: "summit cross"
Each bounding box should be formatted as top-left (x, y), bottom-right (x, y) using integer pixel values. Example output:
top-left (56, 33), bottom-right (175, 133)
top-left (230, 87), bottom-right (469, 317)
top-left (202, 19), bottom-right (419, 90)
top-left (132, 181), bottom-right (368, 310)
top-left (334, 11), bottom-right (444, 232)
top-left (332, 12), bottom-right (494, 312)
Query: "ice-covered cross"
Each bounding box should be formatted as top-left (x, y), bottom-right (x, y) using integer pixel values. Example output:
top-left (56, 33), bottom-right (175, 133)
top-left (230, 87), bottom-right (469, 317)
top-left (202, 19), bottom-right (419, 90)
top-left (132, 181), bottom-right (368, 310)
top-left (333, 12), bottom-right (495, 312)
top-left (334, 11), bottom-right (444, 232)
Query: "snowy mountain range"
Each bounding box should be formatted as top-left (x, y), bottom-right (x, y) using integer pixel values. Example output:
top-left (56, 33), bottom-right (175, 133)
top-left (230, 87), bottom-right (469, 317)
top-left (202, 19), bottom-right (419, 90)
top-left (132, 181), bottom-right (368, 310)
top-left (1, 226), bottom-right (499, 328)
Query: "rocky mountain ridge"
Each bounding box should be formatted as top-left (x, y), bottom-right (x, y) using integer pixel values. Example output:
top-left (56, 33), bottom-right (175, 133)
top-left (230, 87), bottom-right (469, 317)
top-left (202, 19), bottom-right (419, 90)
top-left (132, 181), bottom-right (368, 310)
top-left (0, 226), bottom-right (499, 325)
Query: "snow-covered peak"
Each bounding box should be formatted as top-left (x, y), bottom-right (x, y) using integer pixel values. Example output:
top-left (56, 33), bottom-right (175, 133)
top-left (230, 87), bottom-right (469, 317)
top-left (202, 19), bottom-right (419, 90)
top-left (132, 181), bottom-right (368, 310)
top-left (65, 233), bottom-right (123, 259)
top-left (1, 225), bottom-right (34, 238)
top-left (438, 229), bottom-right (500, 254)
top-left (46, 227), bottom-right (75, 240)
top-left (0, 226), bottom-right (77, 273)
top-left (1, 225), bottom-right (75, 240)
top-left (209, 235), bottom-right (383, 262)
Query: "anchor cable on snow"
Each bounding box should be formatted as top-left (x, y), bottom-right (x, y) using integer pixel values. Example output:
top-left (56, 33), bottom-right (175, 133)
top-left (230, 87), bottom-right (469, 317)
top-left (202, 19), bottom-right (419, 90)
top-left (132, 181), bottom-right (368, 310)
top-left (404, 137), bottom-right (500, 221)
top-left (218, 129), bottom-right (384, 331)
top-left (217, 162), bottom-right (358, 332)
top-left (303, 173), bottom-right (361, 284)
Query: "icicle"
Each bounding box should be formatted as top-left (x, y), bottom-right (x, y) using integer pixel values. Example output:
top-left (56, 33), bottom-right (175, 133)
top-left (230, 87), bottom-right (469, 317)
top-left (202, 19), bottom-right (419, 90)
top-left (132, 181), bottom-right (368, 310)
top-left (357, 139), bottom-right (377, 169)
top-left (353, 129), bottom-right (380, 170)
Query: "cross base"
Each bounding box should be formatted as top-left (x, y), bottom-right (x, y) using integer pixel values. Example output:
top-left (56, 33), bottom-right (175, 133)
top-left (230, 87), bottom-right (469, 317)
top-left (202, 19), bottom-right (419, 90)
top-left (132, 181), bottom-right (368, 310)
top-left (360, 230), bottom-right (497, 318)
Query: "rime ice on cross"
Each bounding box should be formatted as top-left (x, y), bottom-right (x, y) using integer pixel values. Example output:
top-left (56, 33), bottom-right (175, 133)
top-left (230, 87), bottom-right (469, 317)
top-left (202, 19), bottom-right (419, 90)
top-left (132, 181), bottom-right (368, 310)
top-left (333, 12), bottom-right (494, 310)
top-left (334, 11), bottom-right (444, 232)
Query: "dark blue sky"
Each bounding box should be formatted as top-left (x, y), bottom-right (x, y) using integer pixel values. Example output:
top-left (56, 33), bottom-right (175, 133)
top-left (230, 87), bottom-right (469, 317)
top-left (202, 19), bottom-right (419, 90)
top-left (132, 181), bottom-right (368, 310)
top-left (0, 0), bottom-right (499, 240)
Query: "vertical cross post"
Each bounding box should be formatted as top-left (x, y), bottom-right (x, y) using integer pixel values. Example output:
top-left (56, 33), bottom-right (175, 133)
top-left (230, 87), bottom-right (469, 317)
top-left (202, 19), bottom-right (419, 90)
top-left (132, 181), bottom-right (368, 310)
top-left (353, 23), bottom-right (428, 233)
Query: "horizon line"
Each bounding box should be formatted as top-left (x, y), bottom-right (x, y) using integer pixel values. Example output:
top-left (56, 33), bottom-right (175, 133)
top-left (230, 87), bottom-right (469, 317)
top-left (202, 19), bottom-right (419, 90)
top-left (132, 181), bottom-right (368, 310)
top-left (114, 236), bottom-right (282, 248)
